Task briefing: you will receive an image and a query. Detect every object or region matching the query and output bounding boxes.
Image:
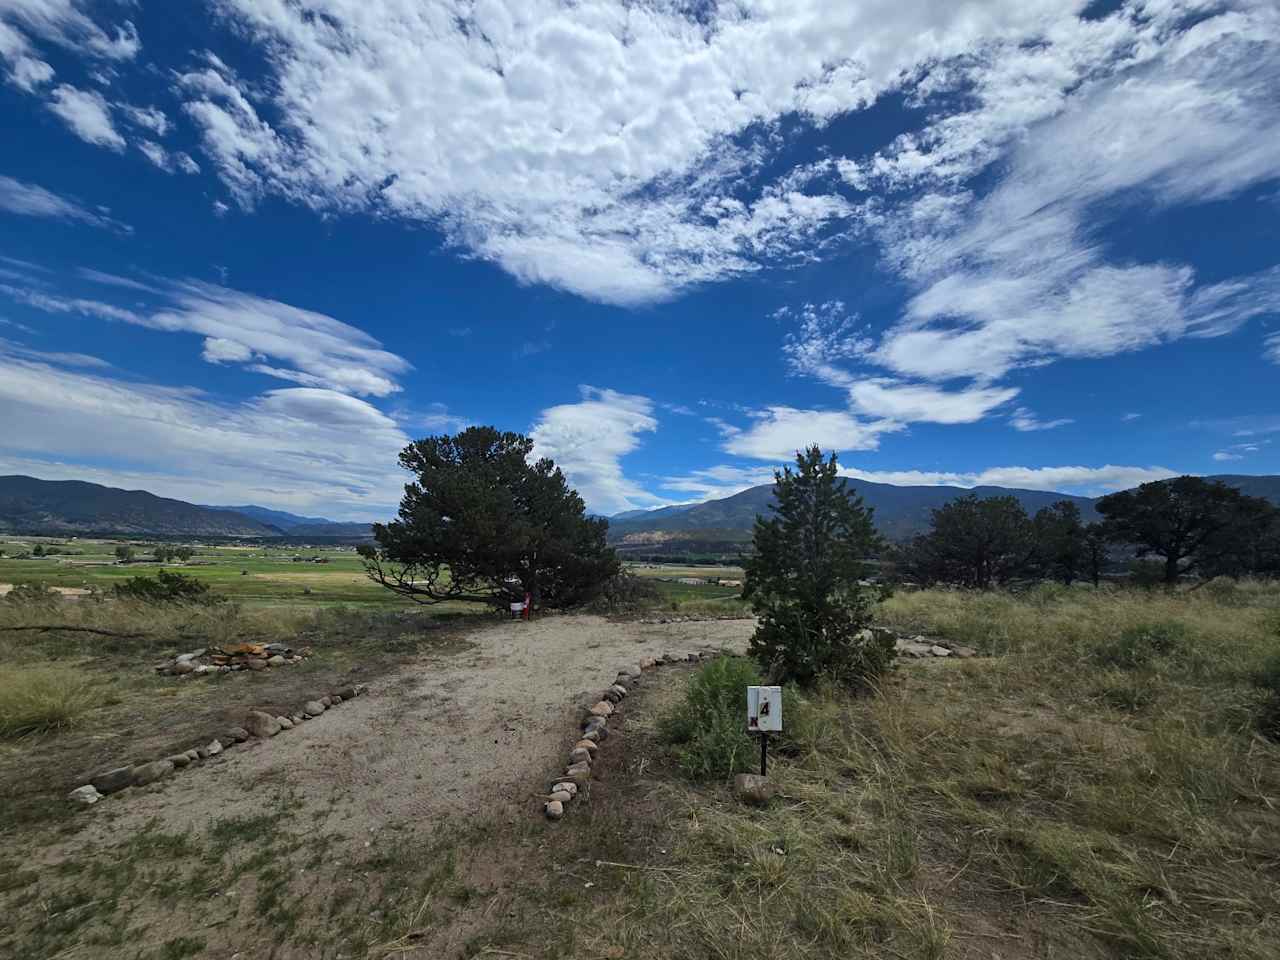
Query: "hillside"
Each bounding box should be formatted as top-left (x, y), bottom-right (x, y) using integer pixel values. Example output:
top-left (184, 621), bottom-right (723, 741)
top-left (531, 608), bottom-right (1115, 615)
top-left (0, 476), bottom-right (279, 537)
top-left (609, 478), bottom-right (1100, 546)
top-left (609, 473), bottom-right (1280, 551)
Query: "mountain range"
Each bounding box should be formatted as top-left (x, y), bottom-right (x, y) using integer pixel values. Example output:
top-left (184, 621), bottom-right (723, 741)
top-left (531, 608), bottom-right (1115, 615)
top-left (2, 473), bottom-right (1278, 546)
top-left (606, 474), bottom-right (1280, 553)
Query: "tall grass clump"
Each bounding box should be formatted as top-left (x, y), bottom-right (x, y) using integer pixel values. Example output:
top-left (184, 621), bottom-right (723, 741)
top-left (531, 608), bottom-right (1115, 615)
top-left (0, 665), bottom-right (94, 737)
top-left (659, 655), bottom-right (763, 779)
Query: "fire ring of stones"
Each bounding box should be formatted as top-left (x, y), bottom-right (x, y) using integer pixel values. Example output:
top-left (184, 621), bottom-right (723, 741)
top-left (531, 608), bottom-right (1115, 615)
top-left (543, 650), bottom-right (714, 821)
top-left (65, 684), bottom-right (368, 807)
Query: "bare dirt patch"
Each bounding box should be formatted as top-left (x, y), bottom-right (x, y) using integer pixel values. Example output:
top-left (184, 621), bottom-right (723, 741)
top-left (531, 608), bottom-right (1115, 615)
top-left (0, 615), bottom-right (753, 959)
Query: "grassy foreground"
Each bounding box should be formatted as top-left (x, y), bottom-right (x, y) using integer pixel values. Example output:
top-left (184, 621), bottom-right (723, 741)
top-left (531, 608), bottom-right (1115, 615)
top-left (484, 583), bottom-right (1280, 959)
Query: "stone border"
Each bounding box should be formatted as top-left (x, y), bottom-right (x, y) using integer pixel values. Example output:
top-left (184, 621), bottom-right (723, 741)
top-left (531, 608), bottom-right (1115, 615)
top-left (543, 650), bottom-right (713, 820)
top-left (66, 684), bottom-right (368, 806)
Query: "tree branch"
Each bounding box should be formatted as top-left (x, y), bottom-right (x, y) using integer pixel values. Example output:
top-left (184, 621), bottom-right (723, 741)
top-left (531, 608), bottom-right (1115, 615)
top-left (0, 625), bottom-right (147, 637)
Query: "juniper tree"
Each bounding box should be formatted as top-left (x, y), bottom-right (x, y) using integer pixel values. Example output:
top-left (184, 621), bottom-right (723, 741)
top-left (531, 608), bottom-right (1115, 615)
top-left (360, 426), bottom-right (619, 611)
top-left (743, 445), bottom-right (891, 688)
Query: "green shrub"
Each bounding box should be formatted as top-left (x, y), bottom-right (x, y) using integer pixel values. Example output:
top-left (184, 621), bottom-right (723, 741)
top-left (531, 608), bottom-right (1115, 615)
top-left (1089, 621), bottom-right (1189, 670)
top-left (660, 656), bottom-right (763, 779)
top-left (112, 570), bottom-right (219, 604)
top-left (583, 572), bottom-right (661, 614)
top-left (0, 666), bottom-right (95, 737)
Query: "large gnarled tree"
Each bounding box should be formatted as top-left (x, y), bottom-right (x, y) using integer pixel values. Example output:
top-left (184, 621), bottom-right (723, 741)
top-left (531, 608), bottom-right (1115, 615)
top-left (1097, 475), bottom-right (1278, 584)
top-left (360, 427), bottom-right (619, 610)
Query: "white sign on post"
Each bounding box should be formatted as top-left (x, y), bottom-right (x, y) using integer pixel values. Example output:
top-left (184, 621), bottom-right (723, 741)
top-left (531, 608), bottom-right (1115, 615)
top-left (747, 685), bottom-right (782, 733)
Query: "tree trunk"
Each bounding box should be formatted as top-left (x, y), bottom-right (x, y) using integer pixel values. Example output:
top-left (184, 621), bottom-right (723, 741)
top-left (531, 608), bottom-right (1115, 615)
top-left (1164, 554), bottom-right (1180, 584)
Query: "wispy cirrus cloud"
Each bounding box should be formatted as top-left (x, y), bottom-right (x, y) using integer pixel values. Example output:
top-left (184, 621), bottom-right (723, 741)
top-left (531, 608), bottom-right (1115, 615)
top-left (0, 174), bottom-right (127, 231)
top-left (0, 271), bottom-right (411, 397)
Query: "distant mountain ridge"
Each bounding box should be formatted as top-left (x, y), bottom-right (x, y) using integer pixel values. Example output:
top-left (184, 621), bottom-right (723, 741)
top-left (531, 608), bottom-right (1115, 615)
top-left (203, 504), bottom-right (374, 537)
top-left (607, 474), bottom-right (1280, 548)
top-left (0, 476), bottom-right (280, 537)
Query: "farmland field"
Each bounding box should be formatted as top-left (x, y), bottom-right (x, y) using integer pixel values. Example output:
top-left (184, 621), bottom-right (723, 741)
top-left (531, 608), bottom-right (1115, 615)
top-left (0, 537), bottom-right (409, 606)
top-left (0, 540), bottom-right (749, 610)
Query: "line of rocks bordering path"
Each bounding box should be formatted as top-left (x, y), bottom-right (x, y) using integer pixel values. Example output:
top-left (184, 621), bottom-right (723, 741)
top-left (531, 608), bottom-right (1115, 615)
top-left (65, 684), bottom-right (369, 807)
top-left (542, 649), bottom-right (714, 820)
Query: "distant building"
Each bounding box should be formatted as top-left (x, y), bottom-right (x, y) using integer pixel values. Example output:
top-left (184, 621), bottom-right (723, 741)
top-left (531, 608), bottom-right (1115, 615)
top-left (677, 577), bottom-right (705, 585)
top-left (719, 579), bottom-right (743, 587)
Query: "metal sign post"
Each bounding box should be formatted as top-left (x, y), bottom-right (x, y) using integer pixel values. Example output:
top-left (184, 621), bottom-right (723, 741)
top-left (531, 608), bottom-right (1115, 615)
top-left (746, 685), bottom-right (782, 776)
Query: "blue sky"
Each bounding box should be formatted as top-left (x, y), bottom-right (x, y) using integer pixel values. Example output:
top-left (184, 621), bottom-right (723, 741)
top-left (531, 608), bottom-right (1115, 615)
top-left (1, 0), bottom-right (1278, 521)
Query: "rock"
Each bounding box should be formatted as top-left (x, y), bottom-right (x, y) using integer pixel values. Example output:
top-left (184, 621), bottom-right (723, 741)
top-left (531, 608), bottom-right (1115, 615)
top-left (580, 729), bottom-right (600, 743)
top-left (218, 665), bottom-right (232, 674)
top-left (545, 800), bottom-right (564, 820)
top-left (549, 790), bottom-right (572, 804)
top-left (172, 660), bottom-right (196, 675)
top-left (687, 653), bottom-right (700, 662)
top-left (566, 765), bottom-right (591, 785)
top-left (277, 716), bottom-right (294, 729)
top-left (304, 700), bottom-right (326, 717)
top-left (603, 689), bottom-right (622, 704)
top-left (552, 782), bottom-right (578, 798)
top-left (91, 766), bottom-right (134, 795)
top-left (639, 657), bottom-right (656, 670)
top-left (895, 640), bottom-right (934, 658)
top-left (331, 695), bottom-right (343, 705)
top-left (871, 626), bottom-right (896, 645)
top-left (290, 714), bottom-right (304, 724)
top-left (245, 657), bottom-right (267, 671)
top-left (245, 711), bottom-right (282, 738)
top-left (321, 695), bottom-right (333, 707)
top-left (224, 727), bottom-right (249, 743)
top-left (68, 784), bottom-right (102, 805)
top-left (588, 701), bottom-right (614, 718)
top-left (574, 739), bottom-right (598, 755)
top-left (570, 747), bottom-right (592, 765)
top-left (183, 749), bottom-right (200, 763)
top-left (930, 645), bottom-right (952, 657)
top-left (733, 773), bottom-right (777, 807)
top-left (609, 684), bottom-right (628, 699)
top-left (623, 664), bottom-right (642, 678)
top-left (264, 642), bottom-right (290, 654)
top-left (194, 664), bottom-right (214, 674)
top-left (196, 740), bottom-right (222, 759)
top-left (167, 753), bottom-right (191, 768)
top-left (175, 653), bottom-right (197, 663)
top-left (583, 716), bottom-right (606, 734)
top-left (267, 655), bottom-right (286, 666)
top-left (132, 759), bottom-right (175, 786)
top-left (337, 686), bottom-right (357, 700)
top-left (953, 646), bottom-right (978, 658)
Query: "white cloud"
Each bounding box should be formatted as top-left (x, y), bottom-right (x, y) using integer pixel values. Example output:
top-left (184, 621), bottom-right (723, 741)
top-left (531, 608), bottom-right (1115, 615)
top-left (0, 354), bottom-right (411, 520)
top-left (838, 464), bottom-right (1178, 496)
top-left (659, 460), bottom-right (1182, 500)
top-left (170, 0), bottom-right (1131, 305)
top-left (1122, 412), bottom-right (1142, 422)
top-left (0, 173), bottom-right (124, 229)
top-left (0, 1), bottom-right (139, 62)
top-left (850, 380), bottom-right (1018, 425)
top-left (2, 274), bottom-right (411, 398)
top-left (135, 139), bottom-right (201, 175)
top-left (1212, 451), bottom-right (1242, 462)
top-left (530, 386), bottom-right (666, 514)
top-left (1266, 332), bottom-right (1280, 364)
top-left (1009, 407), bottom-right (1074, 432)
top-left (120, 103), bottom-right (168, 136)
top-left (723, 406), bottom-right (898, 462)
top-left (0, 336), bottom-right (109, 368)
top-left (47, 83), bottom-right (124, 149)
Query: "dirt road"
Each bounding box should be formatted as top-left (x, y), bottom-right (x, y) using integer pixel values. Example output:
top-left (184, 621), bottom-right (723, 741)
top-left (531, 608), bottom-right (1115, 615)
top-left (85, 614), bottom-right (754, 842)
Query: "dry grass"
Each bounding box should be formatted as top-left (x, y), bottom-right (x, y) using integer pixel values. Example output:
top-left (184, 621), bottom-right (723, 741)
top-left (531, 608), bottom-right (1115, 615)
top-left (476, 583), bottom-right (1280, 960)
top-left (0, 665), bottom-right (95, 737)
